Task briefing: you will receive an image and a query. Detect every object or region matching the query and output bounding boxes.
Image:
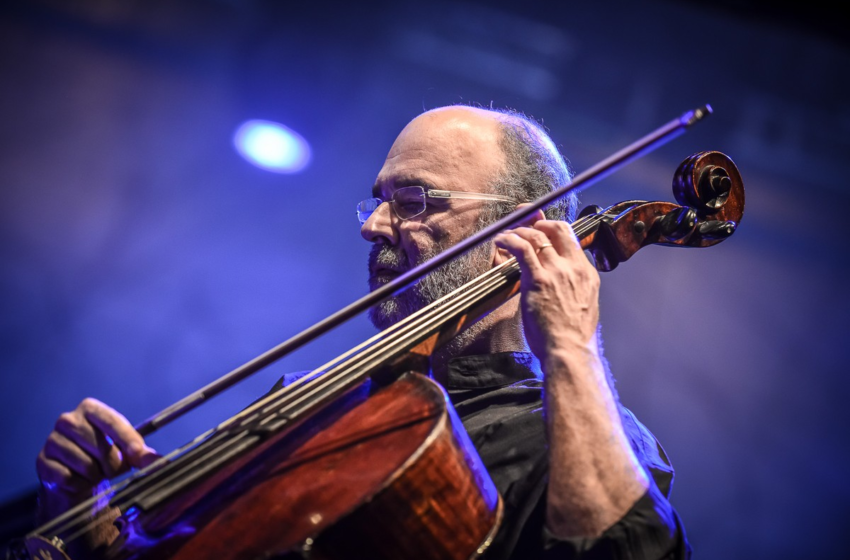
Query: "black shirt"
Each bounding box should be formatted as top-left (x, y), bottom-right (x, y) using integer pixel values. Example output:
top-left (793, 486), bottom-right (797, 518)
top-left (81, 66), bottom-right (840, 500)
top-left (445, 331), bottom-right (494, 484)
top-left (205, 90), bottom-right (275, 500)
top-left (444, 352), bottom-right (691, 560)
top-left (279, 351), bottom-right (690, 559)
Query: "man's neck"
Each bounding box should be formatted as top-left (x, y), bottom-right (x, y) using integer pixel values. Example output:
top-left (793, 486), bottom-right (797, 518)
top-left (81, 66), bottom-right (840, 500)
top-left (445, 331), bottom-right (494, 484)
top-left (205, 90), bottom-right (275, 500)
top-left (430, 305), bottom-right (527, 386)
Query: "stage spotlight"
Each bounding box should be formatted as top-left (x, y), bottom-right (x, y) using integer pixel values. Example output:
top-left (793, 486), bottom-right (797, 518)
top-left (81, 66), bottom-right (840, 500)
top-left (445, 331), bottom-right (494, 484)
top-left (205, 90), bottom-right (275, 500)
top-left (233, 120), bottom-right (311, 174)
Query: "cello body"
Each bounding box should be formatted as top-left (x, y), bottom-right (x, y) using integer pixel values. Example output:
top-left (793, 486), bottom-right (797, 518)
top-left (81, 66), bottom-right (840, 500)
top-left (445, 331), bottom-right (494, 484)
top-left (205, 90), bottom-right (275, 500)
top-left (59, 373), bottom-right (501, 560)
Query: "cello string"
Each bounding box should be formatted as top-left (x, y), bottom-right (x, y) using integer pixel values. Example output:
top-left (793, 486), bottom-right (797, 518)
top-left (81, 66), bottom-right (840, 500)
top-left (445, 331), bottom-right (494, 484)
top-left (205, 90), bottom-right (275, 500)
top-left (117, 213), bottom-right (609, 506)
top-left (122, 209), bottom-right (579, 458)
top-left (33, 250), bottom-right (495, 537)
top-left (105, 257), bottom-right (520, 517)
top-left (51, 259), bottom-right (517, 544)
top-left (171, 212), bottom-right (598, 447)
top-left (42, 212), bottom-right (604, 542)
top-left (155, 212), bottom-right (593, 443)
top-left (40, 213), bottom-right (605, 543)
top-left (42, 256), bottom-right (518, 541)
top-left (57, 262), bottom-right (509, 545)
top-left (44, 213), bottom-right (604, 542)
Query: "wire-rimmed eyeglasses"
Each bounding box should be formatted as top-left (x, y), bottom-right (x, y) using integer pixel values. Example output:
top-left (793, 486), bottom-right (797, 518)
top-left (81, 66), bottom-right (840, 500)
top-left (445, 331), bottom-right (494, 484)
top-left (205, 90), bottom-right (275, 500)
top-left (356, 186), bottom-right (515, 226)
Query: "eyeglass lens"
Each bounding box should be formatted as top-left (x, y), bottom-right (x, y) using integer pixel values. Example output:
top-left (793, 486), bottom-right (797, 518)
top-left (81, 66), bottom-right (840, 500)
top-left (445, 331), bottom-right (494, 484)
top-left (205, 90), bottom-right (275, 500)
top-left (357, 186), bottom-right (427, 225)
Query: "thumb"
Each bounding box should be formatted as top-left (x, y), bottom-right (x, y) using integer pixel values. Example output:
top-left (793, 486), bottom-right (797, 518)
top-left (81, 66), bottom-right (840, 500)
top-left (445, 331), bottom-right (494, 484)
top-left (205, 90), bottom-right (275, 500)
top-left (127, 442), bottom-right (161, 469)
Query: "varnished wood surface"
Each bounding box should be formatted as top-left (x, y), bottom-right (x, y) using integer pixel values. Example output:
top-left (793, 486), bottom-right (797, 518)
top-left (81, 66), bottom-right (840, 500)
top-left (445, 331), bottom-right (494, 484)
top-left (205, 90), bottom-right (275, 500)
top-left (97, 374), bottom-right (500, 560)
top-left (587, 151), bottom-right (744, 270)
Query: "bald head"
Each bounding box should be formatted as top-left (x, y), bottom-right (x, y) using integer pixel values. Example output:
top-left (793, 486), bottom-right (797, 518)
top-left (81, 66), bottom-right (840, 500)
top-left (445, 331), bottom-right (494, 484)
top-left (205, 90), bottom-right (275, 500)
top-left (383, 106), bottom-right (508, 195)
top-left (407, 105), bottom-right (576, 224)
top-left (409, 105), bottom-right (509, 133)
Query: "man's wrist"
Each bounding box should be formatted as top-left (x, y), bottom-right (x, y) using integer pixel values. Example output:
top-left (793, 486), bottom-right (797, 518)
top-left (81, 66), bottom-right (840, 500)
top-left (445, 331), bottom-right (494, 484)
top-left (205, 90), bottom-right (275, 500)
top-left (541, 338), bottom-right (601, 382)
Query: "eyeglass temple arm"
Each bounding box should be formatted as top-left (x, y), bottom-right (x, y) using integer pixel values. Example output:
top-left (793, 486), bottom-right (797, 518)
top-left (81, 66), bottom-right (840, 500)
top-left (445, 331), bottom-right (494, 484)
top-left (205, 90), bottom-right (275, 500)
top-left (428, 190), bottom-right (515, 202)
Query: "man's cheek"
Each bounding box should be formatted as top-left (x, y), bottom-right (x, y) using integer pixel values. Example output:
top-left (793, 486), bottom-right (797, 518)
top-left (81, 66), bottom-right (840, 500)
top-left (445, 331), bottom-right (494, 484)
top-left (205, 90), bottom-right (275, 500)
top-left (399, 232), bottom-right (429, 263)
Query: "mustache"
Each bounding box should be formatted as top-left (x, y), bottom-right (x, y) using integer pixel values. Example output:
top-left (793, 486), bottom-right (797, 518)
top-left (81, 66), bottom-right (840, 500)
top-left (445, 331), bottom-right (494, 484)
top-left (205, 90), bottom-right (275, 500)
top-left (368, 243), bottom-right (409, 275)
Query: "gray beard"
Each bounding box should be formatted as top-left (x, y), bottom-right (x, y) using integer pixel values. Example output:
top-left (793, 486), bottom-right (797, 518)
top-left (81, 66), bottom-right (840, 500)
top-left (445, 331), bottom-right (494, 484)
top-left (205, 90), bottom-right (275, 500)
top-left (367, 241), bottom-right (493, 350)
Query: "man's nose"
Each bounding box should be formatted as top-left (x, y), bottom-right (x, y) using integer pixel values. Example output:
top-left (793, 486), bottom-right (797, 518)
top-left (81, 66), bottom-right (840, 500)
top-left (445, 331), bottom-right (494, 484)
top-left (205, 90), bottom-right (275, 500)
top-left (360, 202), bottom-right (399, 245)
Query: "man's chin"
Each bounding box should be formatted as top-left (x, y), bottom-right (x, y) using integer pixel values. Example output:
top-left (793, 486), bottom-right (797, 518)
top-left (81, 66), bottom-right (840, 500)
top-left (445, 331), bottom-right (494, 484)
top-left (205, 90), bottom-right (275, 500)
top-left (368, 277), bottom-right (390, 292)
top-left (367, 306), bottom-right (399, 331)
top-left (367, 289), bottom-right (419, 331)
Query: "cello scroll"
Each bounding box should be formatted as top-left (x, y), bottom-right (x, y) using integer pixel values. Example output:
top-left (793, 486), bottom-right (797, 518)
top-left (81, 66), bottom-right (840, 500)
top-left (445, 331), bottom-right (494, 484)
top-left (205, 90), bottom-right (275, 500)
top-left (580, 151), bottom-right (744, 271)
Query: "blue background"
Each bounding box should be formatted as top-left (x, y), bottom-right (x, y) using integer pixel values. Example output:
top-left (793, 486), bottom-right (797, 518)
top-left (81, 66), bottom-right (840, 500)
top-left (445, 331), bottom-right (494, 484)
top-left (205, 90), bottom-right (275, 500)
top-left (1, 1), bottom-right (848, 557)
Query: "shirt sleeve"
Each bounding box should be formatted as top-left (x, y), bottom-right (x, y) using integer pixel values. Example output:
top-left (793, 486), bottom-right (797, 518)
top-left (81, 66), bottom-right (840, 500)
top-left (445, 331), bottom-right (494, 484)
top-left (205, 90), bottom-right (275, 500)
top-left (539, 407), bottom-right (691, 559)
top-left (540, 482), bottom-right (690, 560)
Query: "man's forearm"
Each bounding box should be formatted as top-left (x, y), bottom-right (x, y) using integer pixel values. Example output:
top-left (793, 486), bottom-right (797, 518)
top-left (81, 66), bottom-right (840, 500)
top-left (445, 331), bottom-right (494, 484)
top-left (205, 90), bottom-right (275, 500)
top-left (543, 341), bottom-right (649, 538)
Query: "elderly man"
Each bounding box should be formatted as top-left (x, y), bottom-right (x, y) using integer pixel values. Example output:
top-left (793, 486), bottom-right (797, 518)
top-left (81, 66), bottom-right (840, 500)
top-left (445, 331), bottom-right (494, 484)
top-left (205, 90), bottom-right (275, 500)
top-left (37, 106), bottom-right (689, 559)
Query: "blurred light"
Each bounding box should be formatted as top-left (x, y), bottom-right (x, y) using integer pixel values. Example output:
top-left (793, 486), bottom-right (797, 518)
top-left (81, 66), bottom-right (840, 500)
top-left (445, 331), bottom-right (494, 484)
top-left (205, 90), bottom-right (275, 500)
top-left (233, 120), bottom-right (311, 174)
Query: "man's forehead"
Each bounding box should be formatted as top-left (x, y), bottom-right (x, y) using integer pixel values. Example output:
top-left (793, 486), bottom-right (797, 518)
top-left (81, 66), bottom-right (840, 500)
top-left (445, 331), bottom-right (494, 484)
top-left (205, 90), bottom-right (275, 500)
top-left (373, 107), bottom-right (505, 197)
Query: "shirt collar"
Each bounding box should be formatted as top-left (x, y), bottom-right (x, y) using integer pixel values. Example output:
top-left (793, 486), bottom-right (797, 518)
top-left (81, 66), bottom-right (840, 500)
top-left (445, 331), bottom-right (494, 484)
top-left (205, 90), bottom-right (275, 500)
top-left (444, 351), bottom-right (543, 390)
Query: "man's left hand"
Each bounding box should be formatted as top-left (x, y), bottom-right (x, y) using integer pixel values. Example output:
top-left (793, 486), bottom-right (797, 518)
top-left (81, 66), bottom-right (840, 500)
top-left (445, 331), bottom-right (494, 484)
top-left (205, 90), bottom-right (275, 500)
top-left (494, 219), bottom-right (600, 360)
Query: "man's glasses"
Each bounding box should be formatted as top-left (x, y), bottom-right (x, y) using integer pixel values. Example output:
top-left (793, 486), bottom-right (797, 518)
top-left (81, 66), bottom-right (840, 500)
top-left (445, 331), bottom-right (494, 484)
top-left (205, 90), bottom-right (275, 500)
top-left (356, 186), bottom-right (515, 226)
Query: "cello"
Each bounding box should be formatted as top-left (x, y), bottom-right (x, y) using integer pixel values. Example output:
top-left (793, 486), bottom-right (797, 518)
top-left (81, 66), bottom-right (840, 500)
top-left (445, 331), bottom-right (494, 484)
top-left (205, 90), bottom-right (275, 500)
top-left (15, 107), bottom-right (744, 560)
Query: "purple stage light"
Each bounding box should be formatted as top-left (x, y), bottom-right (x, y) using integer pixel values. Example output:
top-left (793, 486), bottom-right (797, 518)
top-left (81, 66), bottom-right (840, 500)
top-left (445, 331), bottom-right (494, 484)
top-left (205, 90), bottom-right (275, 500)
top-left (233, 120), bottom-right (311, 174)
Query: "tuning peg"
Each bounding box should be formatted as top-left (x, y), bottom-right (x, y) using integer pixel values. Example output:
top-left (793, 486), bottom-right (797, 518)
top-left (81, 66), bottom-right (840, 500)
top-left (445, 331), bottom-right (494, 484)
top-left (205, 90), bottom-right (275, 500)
top-left (697, 165), bottom-right (732, 210)
top-left (657, 207), bottom-right (697, 240)
top-left (697, 220), bottom-right (737, 240)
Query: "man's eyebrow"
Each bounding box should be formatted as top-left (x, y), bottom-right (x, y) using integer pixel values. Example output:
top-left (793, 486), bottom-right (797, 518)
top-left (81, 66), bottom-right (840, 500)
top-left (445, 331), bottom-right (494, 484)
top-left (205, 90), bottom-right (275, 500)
top-left (372, 178), bottom-right (436, 198)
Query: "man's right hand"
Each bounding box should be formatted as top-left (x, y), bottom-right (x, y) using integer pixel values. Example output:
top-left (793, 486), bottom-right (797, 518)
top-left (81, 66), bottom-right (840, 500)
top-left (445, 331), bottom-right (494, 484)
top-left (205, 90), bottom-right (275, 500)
top-left (36, 398), bottom-right (158, 521)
